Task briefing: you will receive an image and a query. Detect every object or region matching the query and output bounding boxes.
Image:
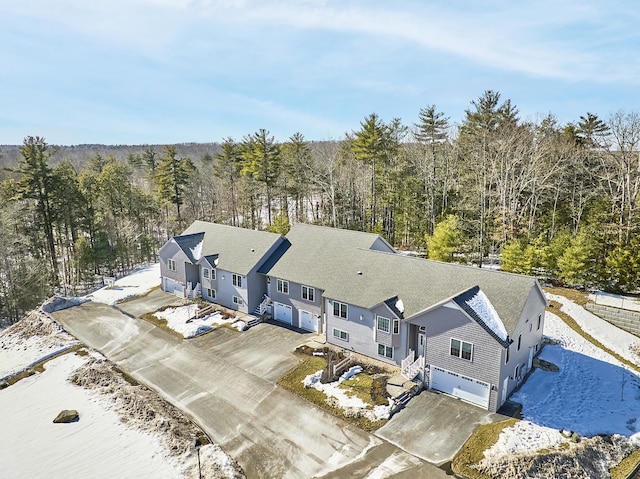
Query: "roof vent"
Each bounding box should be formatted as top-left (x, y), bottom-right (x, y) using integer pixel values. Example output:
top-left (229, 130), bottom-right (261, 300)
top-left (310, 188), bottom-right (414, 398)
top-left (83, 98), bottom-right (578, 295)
top-left (251, 248), bottom-right (255, 252)
top-left (357, 271), bottom-right (363, 275)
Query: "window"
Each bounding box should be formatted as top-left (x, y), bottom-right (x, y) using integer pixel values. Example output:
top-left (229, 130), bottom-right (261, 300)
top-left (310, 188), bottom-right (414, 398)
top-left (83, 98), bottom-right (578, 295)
top-left (203, 268), bottom-right (209, 279)
top-left (301, 285), bottom-right (315, 302)
top-left (517, 334), bottom-right (522, 351)
top-left (276, 279), bottom-right (289, 294)
top-left (232, 296), bottom-right (243, 305)
top-left (232, 274), bottom-right (242, 288)
top-left (211, 269), bottom-right (216, 280)
top-left (529, 323), bottom-right (533, 332)
top-left (514, 365), bottom-right (520, 379)
top-left (377, 316), bottom-right (390, 333)
top-left (450, 338), bottom-right (473, 361)
top-left (333, 301), bottom-right (347, 319)
top-left (333, 328), bottom-right (348, 341)
top-left (537, 315), bottom-right (541, 330)
top-left (168, 259), bottom-right (176, 272)
top-left (207, 288), bottom-right (216, 299)
top-left (505, 346), bottom-right (510, 364)
top-left (393, 319), bottom-right (400, 335)
top-left (377, 344), bottom-right (393, 359)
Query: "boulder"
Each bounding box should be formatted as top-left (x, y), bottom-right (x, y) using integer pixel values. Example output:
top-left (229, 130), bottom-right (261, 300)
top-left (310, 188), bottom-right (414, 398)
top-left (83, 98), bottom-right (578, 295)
top-left (53, 410), bottom-right (79, 423)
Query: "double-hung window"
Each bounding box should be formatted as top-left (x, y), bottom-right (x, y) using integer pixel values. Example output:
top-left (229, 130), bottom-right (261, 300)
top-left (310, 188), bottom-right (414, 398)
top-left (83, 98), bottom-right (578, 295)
top-left (168, 259), bottom-right (176, 272)
top-left (277, 279), bottom-right (289, 294)
top-left (377, 316), bottom-right (390, 333)
top-left (203, 268), bottom-right (210, 279)
top-left (232, 274), bottom-right (242, 288)
top-left (450, 338), bottom-right (473, 361)
top-left (301, 285), bottom-right (314, 302)
top-left (333, 301), bottom-right (347, 319)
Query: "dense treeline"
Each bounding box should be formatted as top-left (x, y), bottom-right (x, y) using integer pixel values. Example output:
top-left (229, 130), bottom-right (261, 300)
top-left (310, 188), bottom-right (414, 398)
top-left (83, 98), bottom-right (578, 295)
top-left (1, 90), bottom-right (639, 322)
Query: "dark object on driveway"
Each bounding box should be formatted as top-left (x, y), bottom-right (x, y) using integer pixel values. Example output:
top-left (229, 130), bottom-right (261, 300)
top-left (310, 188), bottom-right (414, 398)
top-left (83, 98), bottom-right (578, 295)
top-left (53, 409), bottom-right (79, 423)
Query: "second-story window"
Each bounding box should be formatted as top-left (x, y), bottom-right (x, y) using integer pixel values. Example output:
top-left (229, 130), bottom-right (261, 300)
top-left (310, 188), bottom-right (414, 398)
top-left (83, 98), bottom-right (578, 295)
top-left (232, 274), bottom-right (242, 288)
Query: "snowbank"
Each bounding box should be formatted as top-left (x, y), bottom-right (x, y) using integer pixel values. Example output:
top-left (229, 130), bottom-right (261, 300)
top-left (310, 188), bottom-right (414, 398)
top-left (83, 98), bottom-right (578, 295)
top-left (466, 289), bottom-right (508, 341)
top-left (88, 263), bottom-right (160, 305)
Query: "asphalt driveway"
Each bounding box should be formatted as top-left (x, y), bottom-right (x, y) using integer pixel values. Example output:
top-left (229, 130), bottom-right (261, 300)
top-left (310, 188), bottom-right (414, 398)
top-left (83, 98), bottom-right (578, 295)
top-left (376, 389), bottom-right (505, 466)
top-left (52, 298), bottom-right (447, 479)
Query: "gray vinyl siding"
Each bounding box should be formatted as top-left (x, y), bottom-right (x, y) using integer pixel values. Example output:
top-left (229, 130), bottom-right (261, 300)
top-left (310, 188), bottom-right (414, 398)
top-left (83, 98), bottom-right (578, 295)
top-left (269, 278), bottom-right (322, 328)
top-left (371, 303), bottom-right (402, 350)
top-left (201, 267), bottom-right (218, 300)
top-left (410, 303), bottom-right (504, 411)
top-left (245, 269), bottom-right (267, 313)
top-left (158, 240), bottom-right (189, 287)
top-left (216, 268), bottom-right (248, 313)
top-left (325, 299), bottom-right (397, 365)
top-left (498, 286), bottom-right (547, 408)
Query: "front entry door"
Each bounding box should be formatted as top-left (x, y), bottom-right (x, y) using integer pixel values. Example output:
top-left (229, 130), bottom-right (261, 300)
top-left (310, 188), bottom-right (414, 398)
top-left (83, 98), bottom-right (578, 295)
top-left (417, 332), bottom-right (426, 357)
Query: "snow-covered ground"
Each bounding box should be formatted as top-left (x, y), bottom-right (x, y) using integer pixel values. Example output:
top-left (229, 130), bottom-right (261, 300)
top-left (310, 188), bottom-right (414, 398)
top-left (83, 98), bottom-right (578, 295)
top-left (485, 294), bottom-right (640, 460)
top-left (0, 311), bottom-right (243, 479)
top-left (303, 366), bottom-right (393, 421)
top-left (87, 263), bottom-right (161, 305)
top-left (154, 305), bottom-right (243, 338)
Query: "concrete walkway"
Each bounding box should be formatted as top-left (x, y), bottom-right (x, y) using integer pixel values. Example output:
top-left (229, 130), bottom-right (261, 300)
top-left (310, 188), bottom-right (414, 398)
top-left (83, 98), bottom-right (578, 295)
top-left (52, 300), bottom-right (447, 479)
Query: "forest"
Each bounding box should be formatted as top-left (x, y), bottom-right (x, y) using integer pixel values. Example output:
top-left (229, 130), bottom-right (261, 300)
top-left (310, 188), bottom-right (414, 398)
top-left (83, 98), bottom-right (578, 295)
top-left (1, 90), bottom-right (639, 323)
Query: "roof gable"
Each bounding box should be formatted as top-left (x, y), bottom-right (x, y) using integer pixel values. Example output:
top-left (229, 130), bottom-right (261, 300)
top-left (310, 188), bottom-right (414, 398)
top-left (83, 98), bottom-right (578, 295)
top-left (174, 221), bottom-right (284, 275)
top-left (453, 286), bottom-right (510, 347)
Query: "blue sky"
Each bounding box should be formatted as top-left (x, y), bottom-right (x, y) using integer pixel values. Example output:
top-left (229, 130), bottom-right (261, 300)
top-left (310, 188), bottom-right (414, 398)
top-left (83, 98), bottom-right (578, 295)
top-left (1, 0), bottom-right (639, 145)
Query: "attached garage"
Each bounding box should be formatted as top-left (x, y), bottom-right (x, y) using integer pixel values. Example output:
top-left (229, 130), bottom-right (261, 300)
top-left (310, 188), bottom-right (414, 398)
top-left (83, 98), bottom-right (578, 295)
top-left (299, 309), bottom-right (318, 332)
top-left (163, 277), bottom-right (184, 297)
top-left (273, 302), bottom-right (293, 325)
top-left (429, 366), bottom-right (490, 409)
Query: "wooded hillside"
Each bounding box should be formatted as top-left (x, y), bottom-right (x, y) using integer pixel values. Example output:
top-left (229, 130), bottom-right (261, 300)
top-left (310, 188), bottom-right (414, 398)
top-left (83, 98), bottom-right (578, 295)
top-left (1, 90), bottom-right (639, 322)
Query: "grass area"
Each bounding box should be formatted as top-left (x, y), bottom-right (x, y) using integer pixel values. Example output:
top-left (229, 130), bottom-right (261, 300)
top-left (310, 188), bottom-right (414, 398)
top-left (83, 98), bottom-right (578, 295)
top-left (277, 353), bottom-right (388, 432)
top-left (542, 285), bottom-right (589, 307)
top-left (611, 447), bottom-right (640, 479)
top-left (339, 374), bottom-right (388, 406)
top-left (451, 418), bottom-right (519, 479)
top-left (547, 300), bottom-right (640, 375)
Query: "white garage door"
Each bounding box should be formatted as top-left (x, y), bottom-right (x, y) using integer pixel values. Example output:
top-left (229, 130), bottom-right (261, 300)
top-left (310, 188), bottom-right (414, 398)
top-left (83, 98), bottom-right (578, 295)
top-left (163, 277), bottom-right (183, 297)
top-left (273, 302), bottom-right (293, 325)
top-left (299, 310), bottom-right (318, 332)
top-left (430, 366), bottom-right (490, 409)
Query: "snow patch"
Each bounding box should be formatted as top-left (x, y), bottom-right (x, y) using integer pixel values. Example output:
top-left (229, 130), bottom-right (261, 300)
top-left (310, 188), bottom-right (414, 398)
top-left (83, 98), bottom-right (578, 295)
top-left (395, 299), bottom-right (405, 314)
top-left (154, 305), bottom-right (235, 338)
top-left (190, 240), bottom-right (203, 261)
top-left (302, 368), bottom-right (391, 421)
top-left (465, 290), bottom-right (508, 341)
top-left (88, 264), bottom-right (160, 305)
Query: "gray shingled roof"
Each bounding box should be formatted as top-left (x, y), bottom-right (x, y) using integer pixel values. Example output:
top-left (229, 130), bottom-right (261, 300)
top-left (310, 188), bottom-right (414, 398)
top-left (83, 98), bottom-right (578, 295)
top-left (319, 248), bottom-right (541, 336)
top-left (178, 221), bottom-right (283, 276)
top-left (174, 232), bottom-right (205, 263)
top-left (263, 223), bottom-right (539, 335)
top-left (263, 223), bottom-right (390, 289)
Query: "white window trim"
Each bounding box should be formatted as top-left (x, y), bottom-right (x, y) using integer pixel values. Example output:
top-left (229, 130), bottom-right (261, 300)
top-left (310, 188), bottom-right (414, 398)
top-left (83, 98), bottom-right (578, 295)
top-left (377, 316), bottom-right (390, 333)
top-left (277, 279), bottom-right (289, 295)
top-left (207, 288), bottom-right (216, 299)
top-left (377, 343), bottom-right (393, 359)
top-left (450, 338), bottom-right (473, 361)
top-left (203, 268), bottom-right (209, 279)
top-left (232, 295), bottom-right (243, 305)
top-left (168, 259), bottom-right (176, 272)
top-left (393, 319), bottom-right (400, 335)
top-left (302, 285), bottom-right (315, 302)
top-left (232, 274), bottom-right (243, 288)
top-left (333, 301), bottom-right (348, 319)
top-left (332, 328), bottom-right (348, 341)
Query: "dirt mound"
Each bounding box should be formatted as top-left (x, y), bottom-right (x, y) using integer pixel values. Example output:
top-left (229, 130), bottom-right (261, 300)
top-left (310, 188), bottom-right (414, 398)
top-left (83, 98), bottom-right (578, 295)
top-left (2, 311), bottom-right (67, 340)
top-left (70, 357), bottom-right (244, 478)
top-left (477, 434), bottom-right (637, 479)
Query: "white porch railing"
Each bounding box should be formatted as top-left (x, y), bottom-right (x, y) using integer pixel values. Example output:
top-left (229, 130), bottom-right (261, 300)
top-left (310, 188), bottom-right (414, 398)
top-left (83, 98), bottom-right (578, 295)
top-left (185, 282), bottom-right (201, 300)
top-left (254, 295), bottom-right (271, 316)
top-left (401, 352), bottom-right (425, 381)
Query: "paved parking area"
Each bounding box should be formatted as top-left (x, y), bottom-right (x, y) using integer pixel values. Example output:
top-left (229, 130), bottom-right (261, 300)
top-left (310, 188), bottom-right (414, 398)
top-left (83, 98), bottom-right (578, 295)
top-left (52, 298), bottom-right (448, 479)
top-left (376, 388), bottom-right (505, 465)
